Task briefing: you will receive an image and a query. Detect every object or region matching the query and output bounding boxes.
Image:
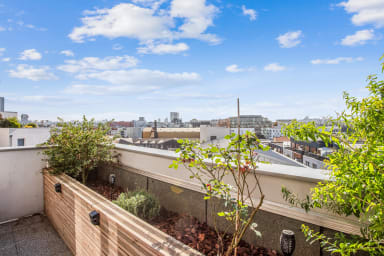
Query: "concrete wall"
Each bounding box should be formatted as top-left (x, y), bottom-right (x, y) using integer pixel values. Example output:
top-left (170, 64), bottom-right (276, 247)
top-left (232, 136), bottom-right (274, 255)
top-left (96, 144), bottom-right (361, 255)
top-left (124, 127), bottom-right (143, 139)
top-left (200, 126), bottom-right (230, 142)
top-left (0, 147), bottom-right (45, 222)
top-left (303, 154), bottom-right (326, 169)
top-left (0, 128), bottom-right (10, 147)
top-left (9, 128), bottom-right (50, 147)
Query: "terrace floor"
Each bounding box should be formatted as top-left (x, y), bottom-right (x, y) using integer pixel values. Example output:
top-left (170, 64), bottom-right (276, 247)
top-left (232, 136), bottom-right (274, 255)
top-left (0, 213), bottom-right (72, 256)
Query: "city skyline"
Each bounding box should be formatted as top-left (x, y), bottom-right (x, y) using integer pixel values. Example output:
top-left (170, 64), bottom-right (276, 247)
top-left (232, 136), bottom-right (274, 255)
top-left (0, 0), bottom-right (383, 121)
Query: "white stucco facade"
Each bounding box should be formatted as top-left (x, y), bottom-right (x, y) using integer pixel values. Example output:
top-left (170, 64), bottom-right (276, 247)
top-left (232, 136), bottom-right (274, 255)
top-left (0, 128), bottom-right (50, 147)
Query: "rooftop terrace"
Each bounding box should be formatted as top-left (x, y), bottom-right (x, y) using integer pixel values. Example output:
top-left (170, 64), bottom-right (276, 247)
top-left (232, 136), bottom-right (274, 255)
top-left (0, 144), bottom-right (361, 256)
top-left (0, 214), bottom-right (71, 256)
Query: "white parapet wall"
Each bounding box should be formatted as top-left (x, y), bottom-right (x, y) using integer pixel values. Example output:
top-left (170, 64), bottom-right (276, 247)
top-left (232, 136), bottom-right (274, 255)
top-left (0, 144), bottom-right (361, 235)
top-left (114, 144), bottom-right (360, 235)
top-left (0, 147), bottom-right (45, 222)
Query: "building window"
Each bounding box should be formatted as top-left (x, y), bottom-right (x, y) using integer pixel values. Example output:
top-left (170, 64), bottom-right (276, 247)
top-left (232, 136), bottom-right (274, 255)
top-left (210, 136), bottom-right (217, 141)
top-left (312, 163), bottom-right (317, 169)
top-left (17, 138), bottom-right (25, 147)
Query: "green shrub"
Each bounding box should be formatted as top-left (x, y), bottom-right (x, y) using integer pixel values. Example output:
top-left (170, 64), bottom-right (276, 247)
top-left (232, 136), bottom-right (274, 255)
top-left (42, 116), bottom-right (115, 184)
top-left (114, 190), bottom-right (160, 220)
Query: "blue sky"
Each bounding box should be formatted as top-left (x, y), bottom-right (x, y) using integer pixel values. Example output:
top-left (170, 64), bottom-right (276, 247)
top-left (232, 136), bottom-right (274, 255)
top-left (0, 0), bottom-right (383, 121)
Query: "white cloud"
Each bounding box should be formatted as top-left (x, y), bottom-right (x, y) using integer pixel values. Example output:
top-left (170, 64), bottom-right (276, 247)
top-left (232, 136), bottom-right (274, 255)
top-left (60, 50), bottom-right (74, 57)
top-left (57, 55), bottom-right (138, 73)
top-left (19, 49), bottom-right (42, 60)
top-left (170, 0), bottom-right (219, 44)
top-left (20, 95), bottom-right (69, 103)
top-left (69, 1), bottom-right (220, 48)
top-left (311, 57), bottom-right (364, 64)
top-left (241, 5), bottom-right (257, 21)
top-left (0, 48), bottom-right (5, 56)
top-left (338, 0), bottom-right (384, 28)
top-left (225, 64), bottom-right (255, 73)
top-left (76, 69), bottom-right (200, 84)
top-left (112, 44), bottom-right (123, 50)
top-left (264, 63), bottom-right (286, 72)
top-left (340, 29), bottom-right (375, 46)
top-left (69, 3), bottom-right (173, 43)
top-left (64, 69), bottom-right (200, 95)
top-left (0, 26), bottom-right (5, 32)
top-left (276, 30), bottom-right (303, 48)
top-left (8, 64), bottom-right (58, 81)
top-left (225, 64), bottom-right (243, 73)
top-left (137, 42), bottom-right (189, 54)
top-left (2, 57), bottom-right (10, 62)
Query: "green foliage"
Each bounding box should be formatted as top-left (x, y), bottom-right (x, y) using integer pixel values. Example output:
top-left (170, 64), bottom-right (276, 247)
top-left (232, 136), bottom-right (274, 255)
top-left (169, 131), bottom-right (268, 256)
top-left (0, 117), bottom-right (21, 128)
top-left (282, 55), bottom-right (384, 255)
top-left (42, 116), bottom-right (115, 184)
top-left (113, 190), bottom-right (160, 220)
top-left (25, 123), bottom-right (37, 128)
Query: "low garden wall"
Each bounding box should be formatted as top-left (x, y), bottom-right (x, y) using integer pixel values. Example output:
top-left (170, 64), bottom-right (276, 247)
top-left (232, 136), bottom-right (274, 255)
top-left (95, 144), bottom-right (363, 256)
top-left (0, 146), bottom-right (45, 223)
top-left (44, 172), bottom-right (202, 256)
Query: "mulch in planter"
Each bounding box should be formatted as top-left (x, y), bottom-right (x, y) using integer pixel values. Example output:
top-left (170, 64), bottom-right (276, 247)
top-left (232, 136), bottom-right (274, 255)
top-left (87, 180), bottom-right (124, 201)
top-left (150, 209), bottom-right (280, 256)
top-left (88, 182), bottom-right (281, 256)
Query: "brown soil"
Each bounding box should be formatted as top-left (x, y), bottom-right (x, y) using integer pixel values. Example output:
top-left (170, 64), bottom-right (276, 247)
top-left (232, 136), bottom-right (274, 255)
top-left (87, 180), bottom-right (124, 201)
top-left (88, 181), bottom-right (281, 256)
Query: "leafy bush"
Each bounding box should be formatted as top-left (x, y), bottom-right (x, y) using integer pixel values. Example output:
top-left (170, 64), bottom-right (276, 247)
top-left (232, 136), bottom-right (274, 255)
top-left (0, 116), bottom-right (21, 128)
top-left (42, 116), bottom-right (116, 184)
top-left (114, 190), bottom-right (160, 220)
top-left (282, 55), bottom-right (384, 255)
top-left (170, 131), bottom-right (268, 256)
top-left (25, 123), bottom-right (37, 128)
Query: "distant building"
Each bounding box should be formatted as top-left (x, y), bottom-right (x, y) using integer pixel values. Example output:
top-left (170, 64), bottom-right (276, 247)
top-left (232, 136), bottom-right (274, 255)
top-left (276, 119), bottom-right (293, 125)
top-left (299, 116), bottom-right (329, 126)
top-left (0, 111), bottom-right (18, 119)
top-left (211, 118), bottom-right (230, 128)
top-left (142, 127), bottom-right (200, 139)
top-left (21, 114), bottom-right (29, 125)
top-left (0, 97), bottom-right (4, 112)
top-left (120, 127), bottom-right (143, 139)
top-left (190, 119), bottom-right (211, 128)
top-left (119, 138), bottom-right (181, 151)
top-left (134, 117), bottom-right (147, 128)
top-left (261, 125), bottom-right (283, 140)
top-left (229, 115), bottom-right (272, 129)
top-left (229, 128), bottom-right (255, 135)
top-left (200, 126), bottom-right (230, 142)
top-left (110, 121), bottom-right (134, 128)
top-left (0, 128), bottom-right (50, 147)
top-left (170, 112), bottom-right (182, 124)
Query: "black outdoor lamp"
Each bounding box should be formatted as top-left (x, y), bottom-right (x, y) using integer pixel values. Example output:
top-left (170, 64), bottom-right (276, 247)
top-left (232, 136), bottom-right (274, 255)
top-left (280, 229), bottom-right (295, 256)
top-left (109, 173), bottom-right (116, 186)
top-left (109, 174), bottom-right (116, 200)
top-left (89, 210), bottom-right (100, 225)
top-left (54, 183), bottom-right (62, 193)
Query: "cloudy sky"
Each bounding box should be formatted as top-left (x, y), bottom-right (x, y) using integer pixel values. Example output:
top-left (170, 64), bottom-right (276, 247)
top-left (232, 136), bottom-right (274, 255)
top-left (0, 0), bottom-right (383, 121)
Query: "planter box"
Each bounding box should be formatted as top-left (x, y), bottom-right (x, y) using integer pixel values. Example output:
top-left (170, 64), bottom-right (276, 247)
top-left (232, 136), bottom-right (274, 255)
top-left (44, 173), bottom-right (202, 256)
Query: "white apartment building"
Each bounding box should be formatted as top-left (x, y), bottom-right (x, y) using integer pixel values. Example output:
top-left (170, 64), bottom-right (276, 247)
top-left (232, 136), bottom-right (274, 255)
top-left (0, 128), bottom-right (50, 147)
top-left (0, 111), bottom-right (18, 119)
top-left (261, 126), bottom-right (283, 139)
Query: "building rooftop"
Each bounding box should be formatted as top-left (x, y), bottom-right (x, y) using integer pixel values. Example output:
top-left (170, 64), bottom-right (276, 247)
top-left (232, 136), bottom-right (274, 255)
top-left (0, 214), bottom-right (71, 256)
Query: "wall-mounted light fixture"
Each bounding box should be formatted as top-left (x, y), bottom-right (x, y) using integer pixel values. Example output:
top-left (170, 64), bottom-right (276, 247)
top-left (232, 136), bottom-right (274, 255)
top-left (54, 183), bottom-right (62, 193)
top-left (109, 174), bottom-right (116, 186)
top-left (89, 210), bottom-right (100, 225)
top-left (280, 229), bottom-right (295, 256)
